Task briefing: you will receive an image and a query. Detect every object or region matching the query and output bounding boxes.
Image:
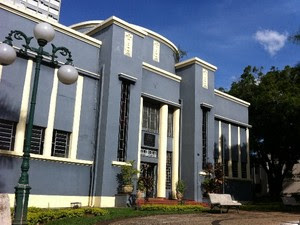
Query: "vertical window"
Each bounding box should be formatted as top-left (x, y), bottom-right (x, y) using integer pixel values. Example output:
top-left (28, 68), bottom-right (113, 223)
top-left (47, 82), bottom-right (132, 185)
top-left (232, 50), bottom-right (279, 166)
top-left (167, 109), bottom-right (173, 137)
top-left (117, 81), bottom-right (130, 162)
top-left (202, 109), bottom-right (208, 168)
top-left (241, 162), bottom-right (247, 178)
top-left (0, 119), bottom-right (16, 151)
top-left (166, 152), bottom-right (172, 189)
top-left (232, 161), bottom-right (238, 177)
top-left (142, 102), bottom-right (159, 133)
top-left (51, 130), bottom-right (70, 158)
top-left (30, 126), bottom-right (45, 155)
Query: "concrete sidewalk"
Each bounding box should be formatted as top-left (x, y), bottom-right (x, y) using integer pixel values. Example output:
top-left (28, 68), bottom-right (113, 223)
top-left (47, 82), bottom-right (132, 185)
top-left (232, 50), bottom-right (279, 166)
top-left (106, 211), bottom-right (300, 225)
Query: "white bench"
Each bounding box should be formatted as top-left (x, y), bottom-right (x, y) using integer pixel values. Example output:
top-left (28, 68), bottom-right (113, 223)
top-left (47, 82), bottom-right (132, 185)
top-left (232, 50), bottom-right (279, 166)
top-left (281, 196), bottom-right (300, 206)
top-left (208, 193), bottom-right (242, 213)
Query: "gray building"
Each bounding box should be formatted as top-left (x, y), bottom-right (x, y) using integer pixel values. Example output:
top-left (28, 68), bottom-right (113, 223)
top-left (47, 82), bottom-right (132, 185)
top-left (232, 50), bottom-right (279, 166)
top-left (0, 1), bottom-right (252, 208)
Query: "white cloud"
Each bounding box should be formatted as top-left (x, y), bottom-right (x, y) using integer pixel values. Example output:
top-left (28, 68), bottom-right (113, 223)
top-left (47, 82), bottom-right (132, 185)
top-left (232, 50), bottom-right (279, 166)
top-left (254, 29), bottom-right (288, 56)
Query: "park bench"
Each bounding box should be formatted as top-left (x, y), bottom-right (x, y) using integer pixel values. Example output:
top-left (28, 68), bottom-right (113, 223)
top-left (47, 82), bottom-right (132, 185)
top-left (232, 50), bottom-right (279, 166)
top-left (208, 193), bottom-right (242, 213)
top-left (281, 196), bottom-right (300, 206)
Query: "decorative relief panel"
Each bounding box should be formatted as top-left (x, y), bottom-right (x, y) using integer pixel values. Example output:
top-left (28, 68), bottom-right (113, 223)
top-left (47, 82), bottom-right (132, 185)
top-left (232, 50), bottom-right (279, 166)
top-left (124, 31), bottom-right (133, 57)
top-left (202, 68), bottom-right (208, 89)
top-left (153, 40), bottom-right (160, 62)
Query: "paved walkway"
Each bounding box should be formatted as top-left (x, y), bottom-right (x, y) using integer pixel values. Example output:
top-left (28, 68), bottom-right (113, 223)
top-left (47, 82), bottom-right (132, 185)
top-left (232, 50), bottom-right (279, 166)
top-left (106, 211), bottom-right (300, 225)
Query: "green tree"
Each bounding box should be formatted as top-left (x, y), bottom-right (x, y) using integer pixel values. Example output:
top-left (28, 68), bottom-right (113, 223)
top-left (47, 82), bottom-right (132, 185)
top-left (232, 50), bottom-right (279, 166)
top-left (289, 30), bottom-right (300, 44)
top-left (228, 65), bottom-right (300, 197)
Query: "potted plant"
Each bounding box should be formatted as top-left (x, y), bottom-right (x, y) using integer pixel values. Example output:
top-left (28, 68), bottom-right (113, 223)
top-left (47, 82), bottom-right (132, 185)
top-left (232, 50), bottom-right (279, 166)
top-left (116, 161), bottom-right (139, 194)
top-left (136, 177), bottom-right (145, 199)
top-left (176, 179), bottom-right (186, 201)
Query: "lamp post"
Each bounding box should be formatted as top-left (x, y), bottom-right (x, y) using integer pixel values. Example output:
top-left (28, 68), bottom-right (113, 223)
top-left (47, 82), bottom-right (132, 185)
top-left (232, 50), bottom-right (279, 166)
top-left (0, 22), bottom-right (78, 225)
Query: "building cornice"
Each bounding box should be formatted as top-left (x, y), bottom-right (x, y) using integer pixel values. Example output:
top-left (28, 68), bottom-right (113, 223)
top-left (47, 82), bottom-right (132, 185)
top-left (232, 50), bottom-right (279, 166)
top-left (0, 1), bottom-right (102, 47)
top-left (215, 114), bottom-right (252, 128)
top-left (0, 150), bottom-right (93, 166)
top-left (69, 20), bottom-right (104, 30)
top-left (142, 62), bottom-right (181, 82)
top-left (214, 89), bottom-right (250, 107)
top-left (175, 57), bottom-right (217, 72)
top-left (85, 16), bottom-right (178, 54)
top-left (86, 16), bottom-right (147, 38)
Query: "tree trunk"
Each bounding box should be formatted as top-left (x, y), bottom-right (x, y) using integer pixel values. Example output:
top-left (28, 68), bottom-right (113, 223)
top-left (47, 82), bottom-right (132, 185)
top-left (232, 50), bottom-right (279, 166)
top-left (267, 175), bottom-right (283, 199)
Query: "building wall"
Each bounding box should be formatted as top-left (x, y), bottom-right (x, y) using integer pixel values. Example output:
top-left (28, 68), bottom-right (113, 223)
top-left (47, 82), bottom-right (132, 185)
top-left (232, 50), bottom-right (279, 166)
top-left (0, 4), bottom-right (101, 207)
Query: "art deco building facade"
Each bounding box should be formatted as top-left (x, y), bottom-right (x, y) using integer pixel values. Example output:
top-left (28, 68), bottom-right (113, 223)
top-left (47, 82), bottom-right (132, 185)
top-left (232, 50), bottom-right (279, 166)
top-left (0, 1), bottom-right (252, 207)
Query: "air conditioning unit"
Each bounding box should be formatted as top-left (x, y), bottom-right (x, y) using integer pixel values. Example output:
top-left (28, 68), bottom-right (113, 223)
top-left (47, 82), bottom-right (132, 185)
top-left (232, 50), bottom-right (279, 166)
top-left (143, 133), bottom-right (155, 147)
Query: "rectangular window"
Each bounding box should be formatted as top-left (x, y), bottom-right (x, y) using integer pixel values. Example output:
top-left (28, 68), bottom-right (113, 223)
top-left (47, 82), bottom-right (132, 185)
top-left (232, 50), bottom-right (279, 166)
top-left (232, 161), bottom-right (238, 177)
top-left (117, 81), bottom-right (131, 162)
top-left (167, 110), bottom-right (173, 137)
top-left (202, 109), bottom-right (208, 168)
top-left (51, 130), bottom-right (70, 158)
top-left (30, 126), bottom-right (45, 155)
top-left (142, 102), bottom-right (159, 133)
top-left (0, 119), bottom-right (16, 151)
top-left (166, 152), bottom-right (172, 189)
top-left (241, 162), bottom-right (247, 178)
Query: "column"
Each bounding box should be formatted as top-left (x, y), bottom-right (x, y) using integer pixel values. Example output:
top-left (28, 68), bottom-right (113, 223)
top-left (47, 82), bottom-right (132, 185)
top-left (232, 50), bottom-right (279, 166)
top-left (14, 60), bottom-right (33, 154)
top-left (137, 97), bottom-right (143, 177)
top-left (69, 75), bottom-right (84, 159)
top-left (218, 120), bottom-right (222, 163)
top-left (228, 124), bottom-right (232, 177)
top-left (157, 104), bottom-right (168, 198)
top-left (237, 126), bottom-right (242, 178)
top-left (171, 108), bottom-right (180, 199)
top-left (43, 69), bottom-right (59, 157)
top-left (246, 128), bottom-right (251, 179)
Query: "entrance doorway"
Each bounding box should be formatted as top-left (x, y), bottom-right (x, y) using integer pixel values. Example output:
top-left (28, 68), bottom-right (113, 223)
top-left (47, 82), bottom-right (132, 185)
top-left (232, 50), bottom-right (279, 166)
top-left (140, 162), bottom-right (157, 198)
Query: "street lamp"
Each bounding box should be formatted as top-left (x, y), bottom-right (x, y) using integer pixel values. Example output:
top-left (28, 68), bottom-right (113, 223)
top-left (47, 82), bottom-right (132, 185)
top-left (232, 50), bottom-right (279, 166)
top-left (0, 22), bottom-right (78, 225)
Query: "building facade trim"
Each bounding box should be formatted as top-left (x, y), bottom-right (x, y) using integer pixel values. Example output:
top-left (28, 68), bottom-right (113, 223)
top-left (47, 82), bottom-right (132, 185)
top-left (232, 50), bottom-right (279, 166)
top-left (215, 114), bottom-right (251, 128)
top-left (0, 150), bottom-right (93, 165)
top-left (141, 92), bottom-right (181, 108)
top-left (142, 62), bottom-right (181, 82)
top-left (175, 57), bottom-right (217, 72)
top-left (214, 89), bottom-right (250, 107)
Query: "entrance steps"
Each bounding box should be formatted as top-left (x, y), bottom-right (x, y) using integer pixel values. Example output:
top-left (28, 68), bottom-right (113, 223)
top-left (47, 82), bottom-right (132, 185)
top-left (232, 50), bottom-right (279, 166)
top-left (136, 198), bottom-right (209, 207)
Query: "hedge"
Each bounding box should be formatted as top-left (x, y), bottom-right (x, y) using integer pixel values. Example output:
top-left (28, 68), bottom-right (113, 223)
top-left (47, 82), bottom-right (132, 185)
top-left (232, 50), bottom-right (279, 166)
top-left (26, 207), bottom-right (108, 225)
top-left (139, 204), bottom-right (206, 212)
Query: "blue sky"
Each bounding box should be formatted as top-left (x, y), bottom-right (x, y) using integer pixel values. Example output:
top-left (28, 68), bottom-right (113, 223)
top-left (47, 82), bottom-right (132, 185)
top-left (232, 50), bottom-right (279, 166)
top-left (60, 0), bottom-right (300, 89)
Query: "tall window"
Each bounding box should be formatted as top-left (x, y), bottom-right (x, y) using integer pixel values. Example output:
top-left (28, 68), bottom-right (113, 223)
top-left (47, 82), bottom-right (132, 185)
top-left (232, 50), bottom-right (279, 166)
top-left (30, 126), bottom-right (45, 155)
top-left (142, 102), bottom-right (159, 133)
top-left (202, 108), bottom-right (208, 168)
top-left (51, 130), bottom-right (70, 158)
top-left (167, 110), bottom-right (173, 137)
top-left (166, 152), bottom-right (172, 189)
top-left (241, 162), bottom-right (247, 178)
top-left (0, 119), bottom-right (16, 151)
top-left (117, 81), bottom-right (131, 161)
top-left (232, 161), bottom-right (238, 177)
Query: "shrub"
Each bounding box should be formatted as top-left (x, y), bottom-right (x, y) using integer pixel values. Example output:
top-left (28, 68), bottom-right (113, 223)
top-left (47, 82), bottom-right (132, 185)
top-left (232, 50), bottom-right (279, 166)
top-left (26, 207), bottom-right (108, 225)
top-left (139, 204), bottom-right (205, 212)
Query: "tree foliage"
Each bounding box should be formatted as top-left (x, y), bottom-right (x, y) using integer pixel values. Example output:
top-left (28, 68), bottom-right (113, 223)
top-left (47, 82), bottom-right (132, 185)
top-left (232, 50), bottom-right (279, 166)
top-left (228, 65), bottom-right (300, 196)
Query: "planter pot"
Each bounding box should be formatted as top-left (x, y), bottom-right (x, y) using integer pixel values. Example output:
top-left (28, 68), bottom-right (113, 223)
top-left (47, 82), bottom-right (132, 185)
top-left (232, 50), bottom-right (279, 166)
top-left (176, 192), bottom-right (183, 200)
top-left (121, 184), bottom-right (134, 194)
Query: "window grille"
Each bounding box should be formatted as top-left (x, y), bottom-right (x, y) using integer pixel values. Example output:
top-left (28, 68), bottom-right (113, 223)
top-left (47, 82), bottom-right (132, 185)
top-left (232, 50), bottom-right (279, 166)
top-left (166, 152), bottom-right (172, 189)
top-left (232, 161), bottom-right (238, 177)
top-left (241, 162), bottom-right (247, 178)
top-left (167, 110), bottom-right (173, 137)
top-left (202, 109), bottom-right (208, 168)
top-left (142, 103), bottom-right (159, 133)
top-left (0, 119), bottom-right (16, 151)
top-left (30, 126), bottom-right (45, 155)
top-left (51, 130), bottom-right (70, 157)
top-left (141, 148), bottom-right (157, 158)
top-left (117, 81), bottom-right (130, 162)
